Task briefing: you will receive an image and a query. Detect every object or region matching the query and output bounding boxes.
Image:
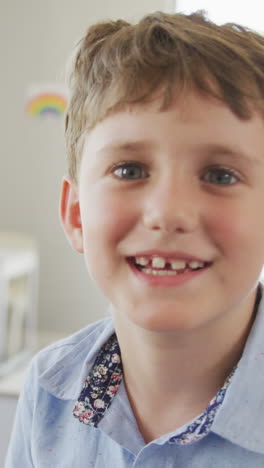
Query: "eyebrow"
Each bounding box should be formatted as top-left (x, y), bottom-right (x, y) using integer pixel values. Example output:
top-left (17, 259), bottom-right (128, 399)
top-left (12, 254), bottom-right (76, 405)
top-left (96, 141), bottom-right (155, 157)
top-left (195, 143), bottom-right (262, 166)
top-left (96, 141), bottom-right (262, 166)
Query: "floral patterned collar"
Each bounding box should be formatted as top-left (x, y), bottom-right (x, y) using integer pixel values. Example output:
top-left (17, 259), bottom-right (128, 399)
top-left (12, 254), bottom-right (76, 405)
top-left (73, 333), bottom-right (122, 427)
top-left (73, 333), bottom-right (236, 445)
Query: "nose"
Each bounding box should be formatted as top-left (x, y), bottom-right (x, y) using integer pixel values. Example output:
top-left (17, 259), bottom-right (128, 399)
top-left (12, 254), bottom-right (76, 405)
top-left (142, 176), bottom-right (200, 235)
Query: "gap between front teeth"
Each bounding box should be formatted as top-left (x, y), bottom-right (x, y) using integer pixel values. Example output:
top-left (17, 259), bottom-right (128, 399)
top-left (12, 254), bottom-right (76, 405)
top-left (135, 256), bottom-right (204, 270)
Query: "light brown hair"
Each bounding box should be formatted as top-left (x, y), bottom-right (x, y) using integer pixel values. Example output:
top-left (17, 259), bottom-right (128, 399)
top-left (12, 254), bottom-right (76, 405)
top-left (65, 10), bottom-right (264, 182)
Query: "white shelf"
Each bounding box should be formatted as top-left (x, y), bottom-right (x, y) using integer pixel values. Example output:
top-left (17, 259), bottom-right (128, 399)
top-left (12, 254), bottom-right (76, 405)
top-left (0, 249), bottom-right (37, 278)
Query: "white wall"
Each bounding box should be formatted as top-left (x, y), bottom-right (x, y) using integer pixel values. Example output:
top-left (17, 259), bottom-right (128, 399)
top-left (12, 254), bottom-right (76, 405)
top-left (0, 0), bottom-right (170, 334)
top-left (175, 0), bottom-right (264, 31)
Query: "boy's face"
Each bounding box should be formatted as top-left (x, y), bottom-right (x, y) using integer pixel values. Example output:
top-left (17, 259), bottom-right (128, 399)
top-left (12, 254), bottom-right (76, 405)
top-left (61, 91), bottom-right (264, 334)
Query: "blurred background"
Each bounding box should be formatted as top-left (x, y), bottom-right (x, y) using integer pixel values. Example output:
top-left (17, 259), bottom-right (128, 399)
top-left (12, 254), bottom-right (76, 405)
top-left (0, 0), bottom-right (263, 462)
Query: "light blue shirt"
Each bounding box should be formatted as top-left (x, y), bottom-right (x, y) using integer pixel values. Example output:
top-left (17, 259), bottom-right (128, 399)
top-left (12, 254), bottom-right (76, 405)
top-left (5, 286), bottom-right (264, 467)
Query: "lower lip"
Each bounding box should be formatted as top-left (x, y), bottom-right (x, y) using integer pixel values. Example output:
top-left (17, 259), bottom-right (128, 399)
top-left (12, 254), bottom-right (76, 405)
top-left (127, 260), bottom-right (210, 287)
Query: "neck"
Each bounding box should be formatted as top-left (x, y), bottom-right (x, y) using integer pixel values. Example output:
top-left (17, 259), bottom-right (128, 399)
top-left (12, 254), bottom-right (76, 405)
top-left (112, 289), bottom-right (258, 441)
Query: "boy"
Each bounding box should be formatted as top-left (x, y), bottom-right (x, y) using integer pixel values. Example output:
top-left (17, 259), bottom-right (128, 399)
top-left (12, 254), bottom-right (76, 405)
top-left (5, 10), bottom-right (264, 467)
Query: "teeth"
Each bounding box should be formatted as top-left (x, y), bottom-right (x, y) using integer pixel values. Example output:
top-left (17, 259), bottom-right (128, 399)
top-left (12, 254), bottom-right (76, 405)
top-left (151, 257), bottom-right (166, 269)
top-left (142, 268), bottom-right (178, 276)
top-left (134, 256), bottom-right (206, 271)
top-left (188, 261), bottom-right (204, 269)
top-left (135, 257), bottom-right (149, 266)
top-left (170, 260), bottom-right (186, 270)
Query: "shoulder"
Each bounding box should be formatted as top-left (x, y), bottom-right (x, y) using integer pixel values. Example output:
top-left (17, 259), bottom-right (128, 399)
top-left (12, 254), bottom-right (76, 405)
top-left (36, 317), bottom-right (114, 369)
top-left (28, 317), bottom-right (115, 400)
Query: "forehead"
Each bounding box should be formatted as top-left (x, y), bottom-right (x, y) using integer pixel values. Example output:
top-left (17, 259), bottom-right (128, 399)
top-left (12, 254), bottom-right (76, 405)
top-left (84, 91), bottom-right (264, 154)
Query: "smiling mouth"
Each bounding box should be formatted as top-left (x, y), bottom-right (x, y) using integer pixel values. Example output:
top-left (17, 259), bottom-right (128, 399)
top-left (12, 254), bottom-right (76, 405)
top-left (127, 256), bottom-right (210, 276)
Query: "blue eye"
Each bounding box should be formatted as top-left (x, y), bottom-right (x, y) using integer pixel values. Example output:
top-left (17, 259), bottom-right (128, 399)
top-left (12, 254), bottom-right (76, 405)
top-left (203, 168), bottom-right (239, 185)
top-left (112, 163), bottom-right (147, 180)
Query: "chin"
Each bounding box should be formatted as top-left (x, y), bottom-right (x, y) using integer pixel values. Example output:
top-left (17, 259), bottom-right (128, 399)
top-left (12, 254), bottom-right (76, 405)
top-left (128, 307), bottom-right (203, 334)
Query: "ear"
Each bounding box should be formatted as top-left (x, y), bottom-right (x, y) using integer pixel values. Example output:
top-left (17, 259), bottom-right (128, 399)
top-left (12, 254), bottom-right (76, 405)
top-left (60, 176), bottom-right (84, 253)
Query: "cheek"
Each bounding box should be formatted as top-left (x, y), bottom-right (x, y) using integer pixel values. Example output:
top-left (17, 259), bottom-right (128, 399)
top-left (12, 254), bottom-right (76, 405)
top-left (212, 212), bottom-right (243, 244)
top-left (209, 201), bottom-right (262, 260)
top-left (80, 188), bottom-right (138, 247)
top-left (80, 190), bottom-right (136, 287)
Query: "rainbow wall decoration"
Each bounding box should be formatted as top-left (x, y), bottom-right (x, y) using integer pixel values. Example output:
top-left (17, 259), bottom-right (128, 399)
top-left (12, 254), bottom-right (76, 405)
top-left (26, 85), bottom-right (68, 118)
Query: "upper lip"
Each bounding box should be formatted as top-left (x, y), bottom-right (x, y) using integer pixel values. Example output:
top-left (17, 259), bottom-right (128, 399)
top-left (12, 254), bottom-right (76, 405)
top-left (127, 250), bottom-right (211, 263)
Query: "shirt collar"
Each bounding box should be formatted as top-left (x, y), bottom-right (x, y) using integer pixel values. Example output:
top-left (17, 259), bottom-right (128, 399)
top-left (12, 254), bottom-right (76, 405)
top-left (72, 330), bottom-right (236, 446)
top-left (38, 317), bottom-right (115, 400)
top-left (73, 333), bottom-right (123, 426)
